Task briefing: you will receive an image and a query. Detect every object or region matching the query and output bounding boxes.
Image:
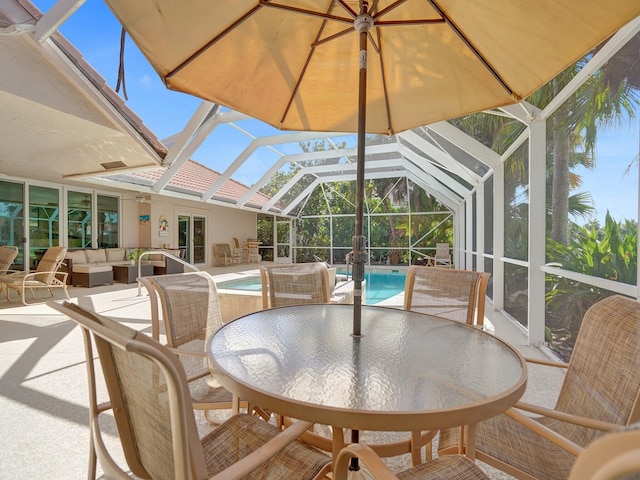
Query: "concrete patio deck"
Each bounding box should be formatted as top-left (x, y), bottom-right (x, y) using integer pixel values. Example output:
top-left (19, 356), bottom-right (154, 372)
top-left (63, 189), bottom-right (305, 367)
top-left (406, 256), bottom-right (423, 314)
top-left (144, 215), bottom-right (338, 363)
top-left (0, 264), bottom-right (565, 479)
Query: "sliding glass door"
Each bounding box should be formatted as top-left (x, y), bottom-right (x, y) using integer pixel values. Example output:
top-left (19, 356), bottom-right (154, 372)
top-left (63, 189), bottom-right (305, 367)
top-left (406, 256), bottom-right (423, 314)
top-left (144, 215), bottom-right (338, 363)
top-left (0, 180), bottom-right (25, 270)
top-left (178, 214), bottom-right (206, 265)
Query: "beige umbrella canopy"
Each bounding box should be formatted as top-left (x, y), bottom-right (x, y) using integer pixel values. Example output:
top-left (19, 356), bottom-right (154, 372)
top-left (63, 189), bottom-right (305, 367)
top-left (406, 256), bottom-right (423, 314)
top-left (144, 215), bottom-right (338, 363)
top-left (104, 0), bottom-right (640, 135)
top-left (104, 0), bottom-right (640, 333)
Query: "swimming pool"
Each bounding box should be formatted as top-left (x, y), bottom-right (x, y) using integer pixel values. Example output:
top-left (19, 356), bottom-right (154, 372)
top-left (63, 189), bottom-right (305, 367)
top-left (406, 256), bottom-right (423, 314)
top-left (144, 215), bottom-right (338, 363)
top-left (216, 268), bottom-right (407, 305)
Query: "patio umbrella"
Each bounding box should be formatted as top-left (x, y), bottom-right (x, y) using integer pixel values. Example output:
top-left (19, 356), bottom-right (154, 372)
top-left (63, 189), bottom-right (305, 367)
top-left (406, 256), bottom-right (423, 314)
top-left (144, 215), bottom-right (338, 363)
top-left (102, 1), bottom-right (640, 335)
top-left (102, 3), bottom-right (640, 471)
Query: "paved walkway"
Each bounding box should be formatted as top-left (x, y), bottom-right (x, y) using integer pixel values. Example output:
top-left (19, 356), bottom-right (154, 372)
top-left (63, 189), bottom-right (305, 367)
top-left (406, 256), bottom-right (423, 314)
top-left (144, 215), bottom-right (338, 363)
top-left (0, 265), bottom-right (565, 479)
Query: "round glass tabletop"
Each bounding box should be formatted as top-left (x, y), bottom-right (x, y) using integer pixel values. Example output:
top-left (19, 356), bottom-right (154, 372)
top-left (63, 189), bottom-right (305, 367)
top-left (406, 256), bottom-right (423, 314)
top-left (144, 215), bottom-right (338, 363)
top-left (208, 304), bottom-right (527, 431)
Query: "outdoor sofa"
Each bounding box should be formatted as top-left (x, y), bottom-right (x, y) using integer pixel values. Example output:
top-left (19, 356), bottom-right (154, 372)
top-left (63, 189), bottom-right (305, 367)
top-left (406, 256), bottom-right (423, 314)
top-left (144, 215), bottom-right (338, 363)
top-left (62, 248), bottom-right (184, 287)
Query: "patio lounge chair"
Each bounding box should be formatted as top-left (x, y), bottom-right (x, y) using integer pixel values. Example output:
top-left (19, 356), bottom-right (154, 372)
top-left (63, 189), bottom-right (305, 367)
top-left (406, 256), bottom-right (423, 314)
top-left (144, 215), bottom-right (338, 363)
top-left (422, 242), bottom-right (452, 268)
top-left (139, 272), bottom-right (261, 424)
top-left (49, 300), bottom-right (332, 480)
top-left (438, 294), bottom-right (640, 480)
top-left (260, 262), bottom-right (331, 309)
top-left (0, 245), bottom-right (18, 274)
top-left (2, 246), bottom-right (69, 305)
top-left (0, 245), bottom-right (19, 295)
top-left (404, 266), bottom-right (490, 328)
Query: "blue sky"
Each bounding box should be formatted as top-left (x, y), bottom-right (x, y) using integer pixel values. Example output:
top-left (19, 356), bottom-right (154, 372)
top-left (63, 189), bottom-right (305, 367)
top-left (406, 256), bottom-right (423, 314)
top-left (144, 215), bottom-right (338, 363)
top-left (32, 1), bottom-right (640, 225)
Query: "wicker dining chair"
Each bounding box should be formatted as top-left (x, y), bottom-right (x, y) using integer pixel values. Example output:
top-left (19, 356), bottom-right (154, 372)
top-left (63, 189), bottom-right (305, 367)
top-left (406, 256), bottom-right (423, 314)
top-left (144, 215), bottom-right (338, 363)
top-left (404, 266), bottom-right (490, 328)
top-left (2, 246), bottom-right (69, 305)
top-left (438, 294), bottom-right (640, 480)
top-left (260, 262), bottom-right (331, 309)
top-left (335, 423), bottom-right (640, 480)
top-left (49, 300), bottom-right (332, 480)
top-left (394, 266), bottom-right (491, 465)
top-left (567, 422), bottom-right (640, 480)
top-left (140, 272), bottom-right (267, 424)
top-left (334, 443), bottom-right (489, 480)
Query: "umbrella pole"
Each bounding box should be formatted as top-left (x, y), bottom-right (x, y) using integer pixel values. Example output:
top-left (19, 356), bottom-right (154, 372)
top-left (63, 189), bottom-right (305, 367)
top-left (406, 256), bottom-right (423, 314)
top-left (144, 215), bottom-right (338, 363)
top-left (350, 3), bottom-right (373, 474)
top-left (351, 2), bottom-right (373, 340)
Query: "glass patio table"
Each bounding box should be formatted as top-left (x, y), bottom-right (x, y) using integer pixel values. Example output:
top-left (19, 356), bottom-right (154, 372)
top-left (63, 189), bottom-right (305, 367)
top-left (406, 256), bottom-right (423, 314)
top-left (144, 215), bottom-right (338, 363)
top-left (207, 304), bottom-right (527, 461)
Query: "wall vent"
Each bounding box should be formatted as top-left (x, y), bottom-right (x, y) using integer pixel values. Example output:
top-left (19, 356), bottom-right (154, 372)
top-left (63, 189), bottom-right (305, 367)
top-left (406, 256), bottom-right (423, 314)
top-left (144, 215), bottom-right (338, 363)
top-left (101, 161), bottom-right (127, 169)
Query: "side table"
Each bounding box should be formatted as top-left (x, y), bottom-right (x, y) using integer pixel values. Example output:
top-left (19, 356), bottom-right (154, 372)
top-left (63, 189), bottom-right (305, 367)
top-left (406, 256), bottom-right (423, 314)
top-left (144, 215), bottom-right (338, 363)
top-left (113, 263), bottom-right (153, 284)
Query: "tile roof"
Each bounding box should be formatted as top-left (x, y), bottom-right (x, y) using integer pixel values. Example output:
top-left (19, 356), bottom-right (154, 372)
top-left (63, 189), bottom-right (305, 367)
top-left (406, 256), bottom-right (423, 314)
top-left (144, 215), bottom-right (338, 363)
top-left (129, 160), bottom-right (271, 207)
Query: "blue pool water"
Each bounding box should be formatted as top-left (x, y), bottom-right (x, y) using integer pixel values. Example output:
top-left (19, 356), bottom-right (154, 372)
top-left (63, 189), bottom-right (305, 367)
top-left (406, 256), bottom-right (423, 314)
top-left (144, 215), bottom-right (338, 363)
top-left (217, 269), bottom-right (407, 304)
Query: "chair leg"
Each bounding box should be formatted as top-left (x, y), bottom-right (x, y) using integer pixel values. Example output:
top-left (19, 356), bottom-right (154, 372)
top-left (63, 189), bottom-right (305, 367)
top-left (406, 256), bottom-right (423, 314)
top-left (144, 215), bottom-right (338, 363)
top-left (88, 435), bottom-right (97, 480)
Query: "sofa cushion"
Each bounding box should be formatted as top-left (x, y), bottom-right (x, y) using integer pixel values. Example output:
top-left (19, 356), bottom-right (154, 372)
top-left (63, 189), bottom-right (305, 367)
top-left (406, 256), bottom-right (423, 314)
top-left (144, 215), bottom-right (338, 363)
top-left (149, 253), bottom-right (163, 261)
top-left (106, 248), bottom-right (126, 262)
top-left (66, 250), bottom-right (88, 264)
top-left (85, 249), bottom-right (107, 263)
top-left (72, 264), bottom-right (112, 274)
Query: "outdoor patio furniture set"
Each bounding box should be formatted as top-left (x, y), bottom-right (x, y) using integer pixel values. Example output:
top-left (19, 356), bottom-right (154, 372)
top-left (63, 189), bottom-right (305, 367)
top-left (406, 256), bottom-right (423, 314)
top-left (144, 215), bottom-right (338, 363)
top-left (61, 247), bottom-right (184, 287)
top-left (214, 238), bottom-right (261, 266)
top-left (49, 264), bottom-right (640, 479)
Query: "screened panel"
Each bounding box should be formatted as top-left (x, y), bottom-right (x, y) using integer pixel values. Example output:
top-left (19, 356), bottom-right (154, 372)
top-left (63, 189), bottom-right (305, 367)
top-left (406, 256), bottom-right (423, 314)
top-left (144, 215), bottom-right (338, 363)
top-left (545, 275), bottom-right (622, 362)
top-left (504, 141), bottom-right (529, 261)
top-left (504, 262), bottom-right (528, 329)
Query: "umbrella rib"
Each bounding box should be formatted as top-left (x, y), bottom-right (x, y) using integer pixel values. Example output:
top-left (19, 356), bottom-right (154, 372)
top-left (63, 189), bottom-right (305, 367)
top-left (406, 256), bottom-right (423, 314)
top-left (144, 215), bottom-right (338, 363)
top-left (279, 4), bottom-right (334, 127)
top-left (166, 4), bottom-right (263, 80)
top-left (427, 0), bottom-right (519, 100)
top-left (335, 0), bottom-right (358, 18)
top-left (372, 0), bottom-right (408, 20)
top-left (261, 1), bottom-right (354, 25)
top-left (374, 27), bottom-right (392, 134)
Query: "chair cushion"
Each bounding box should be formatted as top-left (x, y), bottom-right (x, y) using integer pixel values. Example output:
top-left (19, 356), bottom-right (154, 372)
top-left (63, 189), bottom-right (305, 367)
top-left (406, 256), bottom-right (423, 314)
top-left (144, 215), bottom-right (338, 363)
top-left (85, 249), bottom-right (107, 263)
top-left (72, 264), bottom-right (112, 274)
top-left (106, 248), bottom-right (126, 262)
top-left (66, 250), bottom-right (88, 264)
top-left (149, 253), bottom-right (163, 261)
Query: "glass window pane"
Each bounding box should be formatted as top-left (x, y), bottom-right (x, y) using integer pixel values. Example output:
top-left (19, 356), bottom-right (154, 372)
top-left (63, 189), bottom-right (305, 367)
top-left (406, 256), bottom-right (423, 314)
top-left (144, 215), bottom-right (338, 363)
top-left (68, 191), bottom-right (92, 249)
top-left (29, 185), bottom-right (59, 266)
top-left (0, 180), bottom-right (24, 269)
top-left (97, 194), bottom-right (118, 248)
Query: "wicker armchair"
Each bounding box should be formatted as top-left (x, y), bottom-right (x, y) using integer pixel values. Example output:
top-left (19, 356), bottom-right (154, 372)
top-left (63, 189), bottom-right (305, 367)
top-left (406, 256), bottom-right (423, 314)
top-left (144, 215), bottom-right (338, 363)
top-left (404, 266), bottom-right (490, 328)
top-left (213, 243), bottom-right (239, 266)
top-left (50, 300), bottom-right (332, 480)
top-left (438, 295), bottom-right (640, 480)
top-left (2, 246), bottom-right (69, 305)
top-left (140, 272), bottom-right (261, 424)
top-left (260, 263), bottom-right (331, 309)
